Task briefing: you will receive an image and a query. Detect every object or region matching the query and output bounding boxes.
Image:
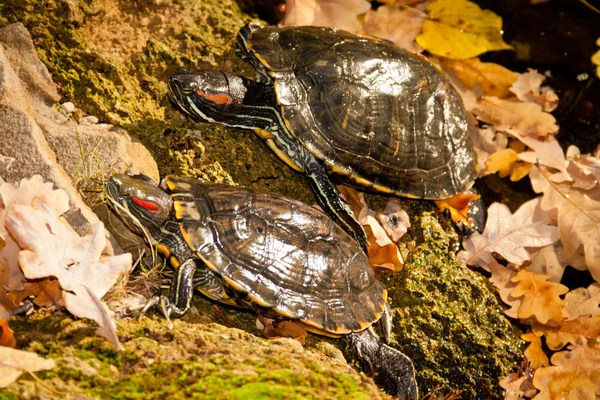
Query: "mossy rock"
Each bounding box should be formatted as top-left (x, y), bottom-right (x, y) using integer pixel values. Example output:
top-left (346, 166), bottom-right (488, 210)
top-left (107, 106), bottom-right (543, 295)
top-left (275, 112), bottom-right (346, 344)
top-left (0, 0), bottom-right (523, 398)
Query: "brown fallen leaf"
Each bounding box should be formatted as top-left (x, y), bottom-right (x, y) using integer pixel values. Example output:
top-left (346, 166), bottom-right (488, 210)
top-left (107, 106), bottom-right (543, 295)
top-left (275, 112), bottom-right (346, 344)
top-left (510, 270), bottom-right (569, 324)
top-left (0, 316), bottom-right (15, 348)
top-left (376, 200), bottom-right (410, 242)
top-left (499, 371), bottom-right (537, 400)
top-left (457, 197), bottom-right (559, 270)
top-left (260, 317), bottom-right (307, 346)
top-left (363, 3), bottom-right (426, 53)
top-left (338, 186), bottom-right (404, 271)
top-left (565, 145), bottom-right (600, 191)
top-left (488, 261), bottom-right (521, 318)
top-left (281, 0), bottom-right (371, 32)
top-left (5, 193), bottom-right (132, 350)
top-left (0, 346), bottom-right (56, 388)
top-left (440, 57), bottom-right (517, 98)
top-left (532, 338), bottom-right (600, 400)
top-left (527, 243), bottom-right (586, 284)
top-left (473, 96), bottom-right (558, 139)
top-left (522, 332), bottom-right (549, 369)
top-left (563, 283), bottom-right (600, 321)
top-left (434, 192), bottom-right (480, 226)
top-left (509, 69), bottom-right (558, 112)
top-left (533, 315), bottom-right (600, 351)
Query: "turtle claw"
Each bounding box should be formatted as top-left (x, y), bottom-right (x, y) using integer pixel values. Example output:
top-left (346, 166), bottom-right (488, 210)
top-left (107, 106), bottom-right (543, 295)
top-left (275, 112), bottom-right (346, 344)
top-left (138, 295), bottom-right (175, 329)
top-left (139, 295), bottom-right (161, 320)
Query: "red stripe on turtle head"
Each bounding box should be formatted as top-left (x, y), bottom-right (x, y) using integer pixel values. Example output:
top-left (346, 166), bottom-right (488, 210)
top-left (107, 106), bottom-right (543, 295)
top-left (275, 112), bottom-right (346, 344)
top-left (132, 196), bottom-right (162, 214)
top-left (196, 89), bottom-right (233, 105)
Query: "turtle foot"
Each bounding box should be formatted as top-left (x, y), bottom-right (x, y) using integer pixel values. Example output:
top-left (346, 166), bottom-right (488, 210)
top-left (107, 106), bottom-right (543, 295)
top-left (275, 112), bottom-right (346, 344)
top-left (349, 328), bottom-right (418, 400)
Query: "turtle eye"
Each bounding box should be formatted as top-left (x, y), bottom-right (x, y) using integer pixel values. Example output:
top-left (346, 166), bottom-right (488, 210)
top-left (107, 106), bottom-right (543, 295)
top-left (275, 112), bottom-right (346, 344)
top-left (132, 197), bottom-right (162, 214)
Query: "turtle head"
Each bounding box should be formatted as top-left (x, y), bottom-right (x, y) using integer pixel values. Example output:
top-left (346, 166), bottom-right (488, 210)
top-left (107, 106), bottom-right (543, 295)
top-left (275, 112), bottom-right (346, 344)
top-left (105, 174), bottom-right (172, 238)
top-left (168, 68), bottom-right (249, 123)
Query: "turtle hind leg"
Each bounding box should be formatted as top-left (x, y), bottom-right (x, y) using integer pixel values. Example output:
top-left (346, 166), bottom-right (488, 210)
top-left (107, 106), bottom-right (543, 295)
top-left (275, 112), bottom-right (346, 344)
top-left (348, 328), bottom-right (418, 400)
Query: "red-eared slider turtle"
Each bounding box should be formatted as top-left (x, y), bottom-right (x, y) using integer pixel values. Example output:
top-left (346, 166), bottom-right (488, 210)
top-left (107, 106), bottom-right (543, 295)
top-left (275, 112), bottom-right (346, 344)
top-left (168, 23), bottom-right (477, 251)
top-left (106, 174), bottom-right (418, 399)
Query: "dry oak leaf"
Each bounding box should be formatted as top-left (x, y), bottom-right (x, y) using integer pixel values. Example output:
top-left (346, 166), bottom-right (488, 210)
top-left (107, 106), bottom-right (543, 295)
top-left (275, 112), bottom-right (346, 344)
top-left (457, 197), bottom-right (559, 270)
top-left (522, 332), bottom-right (549, 369)
top-left (485, 148), bottom-right (532, 182)
top-left (338, 186), bottom-right (404, 271)
top-left (563, 283), bottom-right (600, 321)
top-left (509, 69), bottom-right (558, 112)
top-left (532, 338), bottom-right (600, 400)
top-left (0, 346), bottom-right (56, 388)
top-left (527, 243), bottom-right (586, 283)
top-left (363, 3), bottom-right (426, 53)
top-left (0, 316), bottom-right (15, 348)
top-left (281, 0), bottom-right (371, 33)
top-left (529, 166), bottom-right (600, 282)
top-left (488, 261), bottom-right (521, 318)
top-left (514, 135), bottom-right (568, 174)
top-left (510, 270), bottom-right (568, 324)
top-left (470, 125), bottom-right (509, 175)
top-left (434, 192), bottom-right (480, 227)
top-left (472, 96), bottom-right (558, 139)
top-left (565, 145), bottom-right (600, 191)
top-left (533, 315), bottom-right (600, 351)
top-left (500, 372), bottom-right (537, 400)
top-left (416, 0), bottom-right (512, 59)
top-left (5, 194), bottom-right (131, 350)
top-left (0, 175), bottom-right (69, 292)
top-left (439, 57), bottom-right (517, 98)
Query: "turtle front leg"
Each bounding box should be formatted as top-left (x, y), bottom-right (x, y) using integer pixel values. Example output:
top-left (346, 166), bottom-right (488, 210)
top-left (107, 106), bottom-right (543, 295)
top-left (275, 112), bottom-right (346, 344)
top-left (297, 146), bottom-right (369, 252)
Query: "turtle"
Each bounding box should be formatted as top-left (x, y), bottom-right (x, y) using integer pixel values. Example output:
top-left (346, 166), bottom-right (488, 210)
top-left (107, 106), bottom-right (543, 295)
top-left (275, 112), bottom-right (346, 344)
top-left (106, 173), bottom-right (418, 399)
top-left (168, 22), bottom-right (478, 252)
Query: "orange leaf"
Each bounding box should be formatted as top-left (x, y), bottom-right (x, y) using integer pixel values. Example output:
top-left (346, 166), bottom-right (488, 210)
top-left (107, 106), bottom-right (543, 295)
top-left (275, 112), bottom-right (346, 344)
top-left (262, 318), bottom-right (307, 346)
top-left (510, 270), bottom-right (568, 324)
top-left (365, 225), bottom-right (404, 272)
top-left (434, 192), bottom-right (480, 226)
top-left (522, 332), bottom-right (549, 368)
top-left (440, 57), bottom-right (517, 98)
top-left (0, 317), bottom-right (16, 348)
top-left (533, 315), bottom-right (600, 351)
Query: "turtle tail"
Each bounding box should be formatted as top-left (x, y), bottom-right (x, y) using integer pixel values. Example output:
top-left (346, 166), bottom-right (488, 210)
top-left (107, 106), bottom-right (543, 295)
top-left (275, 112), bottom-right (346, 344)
top-left (348, 328), bottom-right (418, 400)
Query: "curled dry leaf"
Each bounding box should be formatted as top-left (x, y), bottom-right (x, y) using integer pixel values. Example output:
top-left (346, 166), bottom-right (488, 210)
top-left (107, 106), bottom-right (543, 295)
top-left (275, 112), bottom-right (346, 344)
top-left (565, 145), bottom-right (600, 190)
top-left (509, 69), bottom-right (558, 112)
top-left (363, 3), bottom-right (426, 53)
top-left (529, 166), bottom-right (600, 282)
top-left (439, 57), bottom-right (517, 98)
top-left (532, 338), bottom-right (600, 400)
top-left (0, 346), bottom-right (56, 388)
top-left (338, 186), bottom-right (404, 271)
top-left (376, 200), bottom-right (410, 242)
top-left (415, 0), bottom-right (512, 59)
top-left (5, 193), bottom-right (132, 350)
top-left (281, 0), bottom-right (371, 32)
top-left (0, 316), bottom-right (15, 348)
top-left (563, 283), bottom-right (600, 321)
top-left (434, 192), bottom-right (480, 227)
top-left (470, 126), bottom-right (509, 175)
top-left (499, 372), bottom-right (537, 400)
top-left (472, 96), bottom-right (558, 139)
top-left (510, 269), bottom-right (568, 324)
top-left (457, 197), bottom-right (559, 270)
top-left (259, 317), bottom-right (307, 346)
top-left (522, 332), bottom-right (549, 369)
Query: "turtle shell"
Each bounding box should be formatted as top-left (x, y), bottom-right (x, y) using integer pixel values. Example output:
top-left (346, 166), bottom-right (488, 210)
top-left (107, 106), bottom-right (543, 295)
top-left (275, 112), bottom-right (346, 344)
top-left (164, 175), bottom-right (387, 335)
top-left (246, 25), bottom-right (477, 199)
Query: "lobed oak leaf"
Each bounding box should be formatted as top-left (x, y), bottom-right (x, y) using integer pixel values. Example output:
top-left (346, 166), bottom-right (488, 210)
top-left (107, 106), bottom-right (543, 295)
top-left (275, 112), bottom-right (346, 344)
top-left (529, 166), bottom-right (600, 282)
top-left (415, 0), bottom-right (512, 59)
top-left (533, 315), bottom-right (600, 351)
top-left (434, 192), bottom-right (480, 227)
top-left (472, 96), bottom-right (558, 139)
top-left (363, 3), bottom-right (426, 53)
top-left (515, 135), bottom-right (568, 174)
top-left (522, 332), bottom-right (549, 368)
top-left (470, 126), bottom-right (509, 174)
top-left (5, 194), bottom-right (131, 350)
top-left (338, 186), bottom-right (404, 271)
top-left (565, 145), bottom-right (600, 190)
top-left (0, 347), bottom-right (56, 388)
top-left (510, 270), bottom-right (568, 324)
top-left (563, 283), bottom-right (600, 321)
top-left (500, 372), bottom-right (537, 400)
top-left (457, 197), bottom-right (559, 269)
top-left (526, 243), bottom-right (585, 283)
top-left (488, 261), bottom-right (521, 318)
top-left (509, 69), bottom-right (558, 112)
top-left (439, 57), bottom-right (517, 98)
top-left (486, 148), bottom-right (532, 181)
top-left (281, 0), bottom-right (371, 32)
top-left (532, 338), bottom-right (600, 400)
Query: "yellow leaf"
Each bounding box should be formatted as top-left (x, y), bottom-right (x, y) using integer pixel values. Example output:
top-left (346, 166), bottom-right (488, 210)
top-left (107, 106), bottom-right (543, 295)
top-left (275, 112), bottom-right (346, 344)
top-left (415, 0), bottom-right (513, 59)
top-left (510, 270), bottom-right (569, 324)
top-left (440, 57), bottom-right (517, 98)
top-left (533, 315), bottom-right (600, 351)
top-left (592, 38), bottom-right (600, 79)
top-left (485, 148), bottom-right (532, 181)
top-left (522, 332), bottom-right (549, 368)
top-left (434, 192), bottom-right (480, 226)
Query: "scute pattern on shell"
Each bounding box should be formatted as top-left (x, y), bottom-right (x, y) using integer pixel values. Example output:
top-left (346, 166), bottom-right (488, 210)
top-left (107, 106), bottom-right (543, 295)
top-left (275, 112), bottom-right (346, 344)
top-left (248, 26), bottom-right (477, 199)
top-left (164, 175), bottom-right (387, 334)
